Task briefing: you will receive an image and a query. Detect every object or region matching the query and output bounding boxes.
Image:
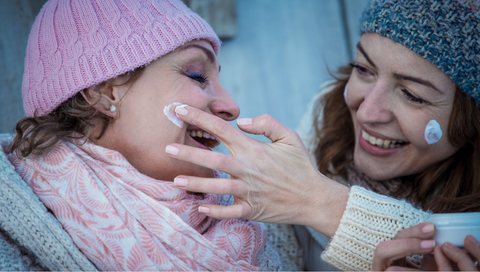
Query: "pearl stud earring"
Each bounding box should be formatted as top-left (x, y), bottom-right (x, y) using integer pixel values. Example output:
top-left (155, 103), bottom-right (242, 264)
top-left (109, 105), bottom-right (116, 113)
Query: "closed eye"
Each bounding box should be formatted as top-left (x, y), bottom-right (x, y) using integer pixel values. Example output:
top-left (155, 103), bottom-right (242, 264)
top-left (188, 73), bottom-right (208, 84)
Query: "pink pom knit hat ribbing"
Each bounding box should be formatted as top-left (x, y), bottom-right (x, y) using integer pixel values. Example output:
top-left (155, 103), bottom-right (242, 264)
top-left (22, 0), bottom-right (220, 117)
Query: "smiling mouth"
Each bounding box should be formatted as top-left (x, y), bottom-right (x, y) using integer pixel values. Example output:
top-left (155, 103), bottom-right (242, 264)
top-left (362, 130), bottom-right (408, 149)
top-left (187, 129), bottom-right (220, 148)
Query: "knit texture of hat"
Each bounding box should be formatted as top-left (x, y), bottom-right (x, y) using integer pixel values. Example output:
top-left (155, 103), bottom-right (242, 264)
top-left (360, 0), bottom-right (480, 104)
top-left (23, 0), bottom-right (221, 117)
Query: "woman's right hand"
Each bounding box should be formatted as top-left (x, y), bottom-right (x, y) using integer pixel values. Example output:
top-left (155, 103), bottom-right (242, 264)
top-left (165, 105), bottom-right (350, 237)
top-left (430, 235), bottom-right (480, 271)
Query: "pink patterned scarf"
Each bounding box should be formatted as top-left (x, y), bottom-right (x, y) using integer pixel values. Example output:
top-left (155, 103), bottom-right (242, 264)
top-left (8, 139), bottom-right (266, 271)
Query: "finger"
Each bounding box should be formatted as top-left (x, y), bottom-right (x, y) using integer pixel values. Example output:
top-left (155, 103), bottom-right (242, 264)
top-left (237, 114), bottom-right (301, 145)
top-left (464, 235), bottom-right (480, 268)
top-left (372, 239), bottom-right (436, 271)
top-left (165, 144), bottom-right (242, 174)
top-left (393, 223), bottom-right (436, 240)
top-left (198, 202), bottom-right (251, 220)
top-left (385, 266), bottom-right (420, 271)
top-left (421, 253), bottom-right (438, 271)
top-left (173, 176), bottom-right (248, 196)
top-left (441, 242), bottom-right (477, 271)
top-left (174, 105), bottom-right (248, 148)
top-left (434, 245), bottom-right (453, 271)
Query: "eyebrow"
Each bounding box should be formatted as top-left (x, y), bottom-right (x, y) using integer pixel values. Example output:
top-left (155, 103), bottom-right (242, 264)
top-left (357, 42), bottom-right (443, 94)
top-left (356, 42), bottom-right (376, 68)
top-left (393, 73), bottom-right (443, 94)
top-left (178, 44), bottom-right (216, 64)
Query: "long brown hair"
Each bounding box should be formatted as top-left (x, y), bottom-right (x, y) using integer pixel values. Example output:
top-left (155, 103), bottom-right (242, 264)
top-left (314, 65), bottom-right (480, 213)
top-left (7, 66), bottom-right (145, 158)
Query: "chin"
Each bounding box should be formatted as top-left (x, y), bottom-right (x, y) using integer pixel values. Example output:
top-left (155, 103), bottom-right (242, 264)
top-left (354, 160), bottom-right (397, 181)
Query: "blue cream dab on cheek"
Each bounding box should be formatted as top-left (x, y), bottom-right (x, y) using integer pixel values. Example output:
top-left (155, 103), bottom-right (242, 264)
top-left (424, 120), bottom-right (442, 145)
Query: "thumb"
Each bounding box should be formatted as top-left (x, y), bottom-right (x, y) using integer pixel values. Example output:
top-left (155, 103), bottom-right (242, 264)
top-left (237, 114), bottom-right (298, 144)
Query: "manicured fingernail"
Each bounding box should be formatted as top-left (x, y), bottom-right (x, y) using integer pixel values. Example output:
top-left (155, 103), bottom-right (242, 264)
top-left (165, 145), bottom-right (179, 155)
top-left (199, 206), bottom-right (210, 214)
top-left (421, 240), bottom-right (436, 249)
top-left (237, 118), bottom-right (252, 125)
top-left (422, 223), bottom-right (435, 233)
top-left (174, 177), bottom-right (188, 187)
top-left (175, 105), bottom-right (188, 116)
top-left (445, 242), bottom-right (458, 251)
top-left (468, 235), bottom-right (480, 246)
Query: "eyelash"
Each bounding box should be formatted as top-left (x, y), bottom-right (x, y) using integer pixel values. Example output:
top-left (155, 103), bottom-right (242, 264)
top-left (401, 89), bottom-right (427, 104)
top-left (350, 63), bottom-right (372, 76)
top-left (187, 72), bottom-right (208, 84)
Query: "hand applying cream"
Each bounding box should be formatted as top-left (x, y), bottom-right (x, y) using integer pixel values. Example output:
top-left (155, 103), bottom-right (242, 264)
top-left (163, 102), bottom-right (189, 128)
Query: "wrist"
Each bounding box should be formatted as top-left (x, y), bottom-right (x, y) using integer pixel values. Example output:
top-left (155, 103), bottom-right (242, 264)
top-left (302, 173), bottom-right (350, 237)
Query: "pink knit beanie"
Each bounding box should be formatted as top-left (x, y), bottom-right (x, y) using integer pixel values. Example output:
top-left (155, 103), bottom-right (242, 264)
top-left (22, 0), bottom-right (220, 117)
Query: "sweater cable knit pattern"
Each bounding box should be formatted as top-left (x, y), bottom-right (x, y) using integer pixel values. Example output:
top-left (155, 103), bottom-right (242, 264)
top-left (321, 186), bottom-right (429, 271)
top-left (23, 0), bottom-right (220, 117)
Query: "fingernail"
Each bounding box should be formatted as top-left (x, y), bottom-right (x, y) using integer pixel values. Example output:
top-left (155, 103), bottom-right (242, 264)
top-left (468, 235), bottom-right (480, 246)
top-left (175, 105), bottom-right (188, 116)
top-left (445, 242), bottom-right (458, 251)
top-left (165, 145), bottom-right (179, 155)
top-left (199, 206), bottom-right (210, 214)
top-left (174, 177), bottom-right (188, 187)
top-left (422, 223), bottom-right (435, 233)
top-left (421, 240), bottom-right (436, 249)
top-left (237, 118), bottom-right (252, 125)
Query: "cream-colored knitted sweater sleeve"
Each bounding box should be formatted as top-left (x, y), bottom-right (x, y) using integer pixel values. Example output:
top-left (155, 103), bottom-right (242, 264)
top-left (321, 186), bottom-right (430, 271)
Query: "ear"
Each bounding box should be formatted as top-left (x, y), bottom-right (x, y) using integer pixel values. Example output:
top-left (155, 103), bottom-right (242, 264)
top-left (81, 84), bottom-right (123, 118)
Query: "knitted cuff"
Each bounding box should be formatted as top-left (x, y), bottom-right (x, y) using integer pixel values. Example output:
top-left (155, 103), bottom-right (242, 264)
top-left (321, 186), bottom-right (429, 271)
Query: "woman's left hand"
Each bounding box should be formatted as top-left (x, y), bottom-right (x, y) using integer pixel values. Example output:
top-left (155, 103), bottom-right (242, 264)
top-left (429, 235), bottom-right (480, 271)
top-left (372, 223), bottom-right (437, 271)
top-left (372, 221), bottom-right (480, 271)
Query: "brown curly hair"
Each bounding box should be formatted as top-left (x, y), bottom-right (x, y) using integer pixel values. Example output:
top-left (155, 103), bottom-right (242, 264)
top-left (314, 65), bottom-right (480, 213)
top-left (7, 66), bottom-right (145, 158)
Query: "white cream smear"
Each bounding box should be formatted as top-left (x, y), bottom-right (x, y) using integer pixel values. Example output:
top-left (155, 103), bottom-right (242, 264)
top-left (163, 102), bottom-right (188, 128)
top-left (425, 119), bottom-right (442, 145)
top-left (344, 83), bottom-right (348, 100)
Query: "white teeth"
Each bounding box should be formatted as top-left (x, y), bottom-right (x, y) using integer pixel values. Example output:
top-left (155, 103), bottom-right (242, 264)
top-left (188, 130), bottom-right (217, 140)
top-left (362, 130), bottom-right (404, 149)
top-left (362, 130), bottom-right (369, 140)
top-left (383, 140), bottom-right (391, 148)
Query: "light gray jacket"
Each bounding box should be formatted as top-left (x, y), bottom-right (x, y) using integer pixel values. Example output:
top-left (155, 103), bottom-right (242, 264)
top-left (0, 133), bottom-right (97, 271)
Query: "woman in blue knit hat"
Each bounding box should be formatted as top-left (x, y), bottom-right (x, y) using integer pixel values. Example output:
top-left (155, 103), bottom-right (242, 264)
top-left (165, 0), bottom-right (480, 270)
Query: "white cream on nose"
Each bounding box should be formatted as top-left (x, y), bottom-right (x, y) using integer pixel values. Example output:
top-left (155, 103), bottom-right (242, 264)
top-left (344, 83), bottom-right (348, 100)
top-left (425, 119), bottom-right (442, 145)
top-left (163, 102), bottom-right (188, 128)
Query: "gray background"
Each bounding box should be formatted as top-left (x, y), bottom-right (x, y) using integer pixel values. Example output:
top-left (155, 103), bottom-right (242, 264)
top-left (0, 0), bottom-right (369, 152)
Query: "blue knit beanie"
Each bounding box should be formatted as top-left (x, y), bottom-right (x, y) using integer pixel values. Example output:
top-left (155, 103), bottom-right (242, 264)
top-left (360, 0), bottom-right (480, 104)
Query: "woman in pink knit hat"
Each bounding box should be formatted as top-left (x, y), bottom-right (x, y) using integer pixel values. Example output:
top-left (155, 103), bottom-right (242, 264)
top-left (0, 0), bottom-right (284, 270)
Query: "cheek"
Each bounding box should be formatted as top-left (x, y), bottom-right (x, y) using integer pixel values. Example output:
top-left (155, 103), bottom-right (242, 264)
top-left (344, 79), bottom-right (365, 111)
